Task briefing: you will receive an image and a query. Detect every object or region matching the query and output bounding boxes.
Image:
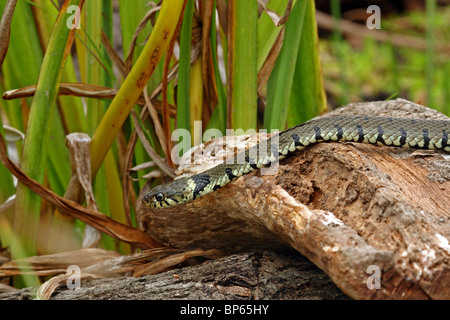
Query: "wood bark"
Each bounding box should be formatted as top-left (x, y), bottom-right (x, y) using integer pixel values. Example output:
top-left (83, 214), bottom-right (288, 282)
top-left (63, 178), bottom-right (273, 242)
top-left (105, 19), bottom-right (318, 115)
top-left (137, 99), bottom-right (450, 300)
top-left (0, 250), bottom-right (349, 300)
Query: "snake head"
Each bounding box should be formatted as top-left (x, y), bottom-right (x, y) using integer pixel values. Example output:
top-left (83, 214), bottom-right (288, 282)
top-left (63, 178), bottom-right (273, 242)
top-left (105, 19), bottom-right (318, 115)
top-left (142, 177), bottom-right (193, 209)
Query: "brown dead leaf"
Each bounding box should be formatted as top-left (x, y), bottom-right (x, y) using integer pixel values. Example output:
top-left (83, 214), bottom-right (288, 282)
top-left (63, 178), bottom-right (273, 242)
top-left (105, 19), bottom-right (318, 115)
top-left (0, 196), bottom-right (14, 214)
top-left (0, 247), bottom-right (181, 278)
top-left (0, 131), bottom-right (164, 249)
top-left (2, 83), bottom-right (179, 116)
top-left (37, 272), bottom-right (103, 300)
top-left (144, 87), bottom-right (168, 158)
top-left (133, 248), bottom-right (225, 277)
top-left (35, 247), bottom-right (181, 299)
top-left (0, 0), bottom-right (17, 68)
top-left (131, 111), bottom-right (176, 178)
top-left (216, 0), bottom-right (228, 34)
top-left (2, 82), bottom-right (142, 103)
top-left (124, 4), bottom-right (161, 73)
top-left (257, 27), bottom-right (284, 99)
top-left (129, 161), bottom-right (156, 172)
top-left (101, 30), bottom-right (127, 78)
top-left (258, 0), bottom-right (293, 26)
top-left (0, 248), bottom-right (121, 277)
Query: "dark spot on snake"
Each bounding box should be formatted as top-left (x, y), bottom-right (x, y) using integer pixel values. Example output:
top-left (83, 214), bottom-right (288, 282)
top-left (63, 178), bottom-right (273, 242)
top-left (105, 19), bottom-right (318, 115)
top-left (291, 133), bottom-right (303, 146)
top-left (422, 129), bottom-right (430, 149)
top-left (192, 174), bottom-right (211, 199)
top-left (245, 156), bottom-right (258, 169)
top-left (364, 115), bottom-right (369, 121)
top-left (377, 126), bottom-right (385, 143)
top-left (388, 117), bottom-right (393, 122)
top-left (334, 125), bottom-right (343, 141)
top-left (213, 184), bottom-right (221, 191)
top-left (270, 143), bottom-right (279, 159)
top-left (442, 130), bottom-right (448, 149)
top-left (356, 125), bottom-right (364, 143)
top-left (225, 168), bottom-right (236, 181)
top-left (314, 126), bottom-right (322, 141)
top-left (169, 197), bottom-right (178, 204)
top-left (411, 119), bottom-right (417, 125)
top-left (400, 128), bottom-right (407, 145)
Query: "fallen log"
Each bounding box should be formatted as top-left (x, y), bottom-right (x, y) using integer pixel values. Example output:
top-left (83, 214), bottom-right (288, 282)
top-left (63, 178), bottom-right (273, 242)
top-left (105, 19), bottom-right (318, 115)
top-left (137, 99), bottom-right (450, 300)
top-left (0, 250), bottom-right (349, 300)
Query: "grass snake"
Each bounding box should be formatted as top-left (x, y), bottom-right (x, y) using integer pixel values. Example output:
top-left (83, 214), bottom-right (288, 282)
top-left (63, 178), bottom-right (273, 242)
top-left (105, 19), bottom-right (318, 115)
top-left (143, 115), bottom-right (450, 209)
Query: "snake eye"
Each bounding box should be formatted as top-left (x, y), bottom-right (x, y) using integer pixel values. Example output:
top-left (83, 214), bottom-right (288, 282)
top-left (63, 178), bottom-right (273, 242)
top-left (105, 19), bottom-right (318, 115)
top-left (155, 193), bottom-right (164, 202)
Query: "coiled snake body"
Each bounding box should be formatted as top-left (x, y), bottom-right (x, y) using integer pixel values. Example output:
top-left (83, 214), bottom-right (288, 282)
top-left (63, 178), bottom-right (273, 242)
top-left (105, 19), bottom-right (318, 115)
top-left (143, 115), bottom-right (450, 209)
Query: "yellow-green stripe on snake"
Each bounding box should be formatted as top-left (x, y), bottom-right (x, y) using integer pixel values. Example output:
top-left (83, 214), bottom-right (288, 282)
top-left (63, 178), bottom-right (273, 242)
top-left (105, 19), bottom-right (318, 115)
top-left (143, 115), bottom-right (450, 209)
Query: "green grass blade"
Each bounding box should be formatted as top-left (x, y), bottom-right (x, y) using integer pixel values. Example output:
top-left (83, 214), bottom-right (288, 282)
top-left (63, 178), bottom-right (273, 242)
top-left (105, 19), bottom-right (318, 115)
top-left (264, 0), bottom-right (307, 131)
top-left (101, 0), bottom-right (114, 88)
top-left (257, 0), bottom-right (297, 71)
top-left (0, 106), bottom-right (15, 204)
top-left (2, 0), bottom-right (70, 258)
top-left (30, 1), bottom-right (80, 198)
top-left (83, 0), bottom-right (103, 135)
top-left (104, 150), bottom-right (130, 253)
top-left (119, 0), bottom-right (154, 60)
top-left (287, 0), bottom-right (327, 126)
top-left (1, 0), bottom-right (43, 132)
top-left (206, 0), bottom-right (227, 134)
top-left (12, 0), bottom-right (84, 263)
top-left (425, 0), bottom-right (436, 109)
top-left (176, 0), bottom-right (195, 133)
top-left (331, 0), bottom-right (349, 105)
top-left (444, 63), bottom-right (450, 115)
top-left (119, 0), bottom-right (163, 92)
top-left (228, 0), bottom-right (258, 131)
top-left (0, 123), bottom-right (15, 249)
top-left (46, 116), bottom-right (71, 196)
top-left (32, 1), bottom-right (87, 132)
top-left (78, 0), bottom-right (129, 252)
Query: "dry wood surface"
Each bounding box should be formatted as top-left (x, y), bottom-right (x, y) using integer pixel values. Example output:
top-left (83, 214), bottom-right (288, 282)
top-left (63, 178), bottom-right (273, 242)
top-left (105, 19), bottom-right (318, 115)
top-left (137, 99), bottom-right (450, 299)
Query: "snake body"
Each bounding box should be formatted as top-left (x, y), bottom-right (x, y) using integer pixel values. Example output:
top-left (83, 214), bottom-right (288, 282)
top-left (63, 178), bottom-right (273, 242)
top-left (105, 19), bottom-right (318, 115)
top-left (143, 115), bottom-right (450, 209)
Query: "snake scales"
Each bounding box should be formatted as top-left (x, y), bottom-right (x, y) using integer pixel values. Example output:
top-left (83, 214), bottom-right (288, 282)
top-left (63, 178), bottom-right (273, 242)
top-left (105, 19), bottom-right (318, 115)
top-left (143, 115), bottom-right (450, 209)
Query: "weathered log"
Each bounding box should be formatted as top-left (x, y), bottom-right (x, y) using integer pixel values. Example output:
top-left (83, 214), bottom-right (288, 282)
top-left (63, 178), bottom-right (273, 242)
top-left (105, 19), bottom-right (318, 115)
top-left (137, 99), bottom-right (450, 300)
top-left (0, 250), bottom-right (349, 300)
